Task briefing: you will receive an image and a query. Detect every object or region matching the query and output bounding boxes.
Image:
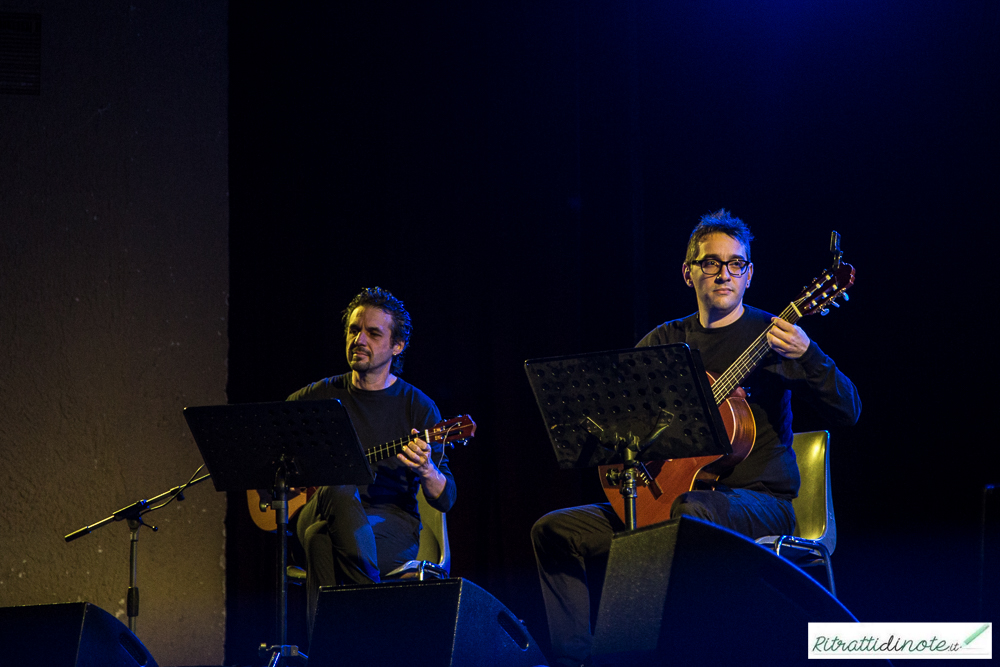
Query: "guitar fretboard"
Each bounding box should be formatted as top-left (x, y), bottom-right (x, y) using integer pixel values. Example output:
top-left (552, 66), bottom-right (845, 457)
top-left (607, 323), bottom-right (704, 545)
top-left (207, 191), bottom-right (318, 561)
top-left (365, 434), bottom-right (422, 464)
top-left (710, 302), bottom-right (801, 404)
top-left (709, 267), bottom-right (842, 403)
top-left (357, 416), bottom-right (473, 466)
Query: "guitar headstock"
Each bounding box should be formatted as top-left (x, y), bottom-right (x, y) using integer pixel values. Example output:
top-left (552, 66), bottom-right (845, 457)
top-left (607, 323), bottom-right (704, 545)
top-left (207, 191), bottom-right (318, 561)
top-left (794, 262), bottom-right (855, 318)
top-left (425, 415), bottom-right (477, 447)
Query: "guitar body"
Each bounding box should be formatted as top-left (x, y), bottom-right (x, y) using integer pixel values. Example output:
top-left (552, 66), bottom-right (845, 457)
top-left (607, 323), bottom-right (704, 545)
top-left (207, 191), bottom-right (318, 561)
top-left (703, 373), bottom-right (756, 475)
top-left (599, 456), bottom-right (720, 528)
top-left (599, 372), bottom-right (756, 528)
top-left (246, 415), bottom-right (476, 532)
top-left (247, 488), bottom-right (312, 533)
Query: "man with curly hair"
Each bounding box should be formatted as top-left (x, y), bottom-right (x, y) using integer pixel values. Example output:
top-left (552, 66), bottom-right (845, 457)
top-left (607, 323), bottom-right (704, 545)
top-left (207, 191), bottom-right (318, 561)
top-left (289, 287), bottom-right (456, 632)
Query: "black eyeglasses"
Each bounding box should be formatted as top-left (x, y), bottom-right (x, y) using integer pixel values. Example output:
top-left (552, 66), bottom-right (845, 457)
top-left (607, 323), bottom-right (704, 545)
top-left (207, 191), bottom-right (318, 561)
top-left (689, 258), bottom-right (751, 276)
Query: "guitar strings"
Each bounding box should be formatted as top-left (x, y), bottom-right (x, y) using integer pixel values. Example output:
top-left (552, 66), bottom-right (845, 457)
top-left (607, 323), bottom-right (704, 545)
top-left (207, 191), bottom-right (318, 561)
top-left (711, 301), bottom-right (801, 403)
top-left (364, 422), bottom-right (460, 468)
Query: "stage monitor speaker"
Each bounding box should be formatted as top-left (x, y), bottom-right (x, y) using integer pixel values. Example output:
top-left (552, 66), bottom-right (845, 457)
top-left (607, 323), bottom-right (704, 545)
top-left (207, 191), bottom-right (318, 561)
top-left (593, 516), bottom-right (862, 666)
top-left (310, 578), bottom-right (546, 667)
top-left (0, 602), bottom-right (159, 667)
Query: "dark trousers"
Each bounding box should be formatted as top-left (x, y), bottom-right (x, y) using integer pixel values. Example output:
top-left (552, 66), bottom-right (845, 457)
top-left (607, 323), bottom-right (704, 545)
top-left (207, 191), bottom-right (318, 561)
top-left (295, 485), bottom-right (420, 637)
top-left (530, 487), bottom-right (795, 665)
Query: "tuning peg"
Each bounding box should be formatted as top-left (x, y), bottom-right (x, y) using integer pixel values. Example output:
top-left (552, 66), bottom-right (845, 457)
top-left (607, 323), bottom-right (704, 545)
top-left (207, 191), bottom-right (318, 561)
top-left (820, 309), bottom-right (830, 316)
top-left (842, 292), bottom-right (849, 301)
top-left (831, 301), bottom-right (840, 308)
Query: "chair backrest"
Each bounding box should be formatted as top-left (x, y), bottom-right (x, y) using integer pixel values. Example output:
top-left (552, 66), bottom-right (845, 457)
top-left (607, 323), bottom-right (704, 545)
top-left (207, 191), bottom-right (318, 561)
top-left (791, 430), bottom-right (836, 554)
top-left (416, 487), bottom-right (451, 574)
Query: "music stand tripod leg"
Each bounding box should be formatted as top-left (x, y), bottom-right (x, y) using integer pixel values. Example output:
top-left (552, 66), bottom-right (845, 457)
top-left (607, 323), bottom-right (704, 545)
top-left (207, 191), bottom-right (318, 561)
top-left (620, 448), bottom-right (639, 531)
top-left (259, 460), bottom-right (307, 666)
top-left (604, 446), bottom-right (642, 531)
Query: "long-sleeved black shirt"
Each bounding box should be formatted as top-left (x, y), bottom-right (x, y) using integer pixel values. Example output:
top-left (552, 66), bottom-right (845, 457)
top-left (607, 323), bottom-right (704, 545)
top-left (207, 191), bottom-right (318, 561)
top-left (637, 306), bottom-right (861, 498)
top-left (287, 374), bottom-right (457, 517)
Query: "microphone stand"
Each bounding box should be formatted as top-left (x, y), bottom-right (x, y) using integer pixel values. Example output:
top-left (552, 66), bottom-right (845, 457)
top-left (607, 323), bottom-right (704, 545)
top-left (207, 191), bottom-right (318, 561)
top-left (64, 472), bottom-right (211, 634)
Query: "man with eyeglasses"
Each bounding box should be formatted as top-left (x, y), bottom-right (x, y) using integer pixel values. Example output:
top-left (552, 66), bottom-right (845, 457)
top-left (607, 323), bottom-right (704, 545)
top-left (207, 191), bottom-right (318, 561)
top-left (531, 209), bottom-right (861, 667)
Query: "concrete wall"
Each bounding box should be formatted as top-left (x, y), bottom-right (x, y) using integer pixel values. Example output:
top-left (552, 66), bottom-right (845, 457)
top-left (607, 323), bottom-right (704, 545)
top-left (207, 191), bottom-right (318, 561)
top-left (0, 2), bottom-right (228, 665)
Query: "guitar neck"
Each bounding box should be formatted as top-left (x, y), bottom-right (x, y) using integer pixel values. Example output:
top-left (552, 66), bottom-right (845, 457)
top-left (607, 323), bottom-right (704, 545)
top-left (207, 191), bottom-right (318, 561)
top-left (365, 433), bottom-right (420, 465)
top-left (359, 416), bottom-right (475, 466)
top-left (708, 261), bottom-right (854, 403)
top-left (710, 303), bottom-right (801, 404)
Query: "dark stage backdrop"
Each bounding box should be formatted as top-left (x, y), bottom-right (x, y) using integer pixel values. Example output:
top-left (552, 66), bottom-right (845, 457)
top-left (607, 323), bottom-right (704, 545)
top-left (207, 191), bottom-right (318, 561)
top-left (228, 1), bottom-right (998, 663)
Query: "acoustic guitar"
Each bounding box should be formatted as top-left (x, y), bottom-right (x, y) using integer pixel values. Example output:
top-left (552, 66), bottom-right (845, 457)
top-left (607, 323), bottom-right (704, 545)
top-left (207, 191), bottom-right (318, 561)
top-left (247, 414), bottom-right (476, 532)
top-left (599, 261), bottom-right (855, 528)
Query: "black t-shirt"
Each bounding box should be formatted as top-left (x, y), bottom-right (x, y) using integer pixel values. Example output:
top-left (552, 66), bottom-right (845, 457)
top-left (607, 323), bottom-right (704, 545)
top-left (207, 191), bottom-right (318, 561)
top-left (287, 374), bottom-right (457, 517)
top-left (637, 306), bottom-right (860, 498)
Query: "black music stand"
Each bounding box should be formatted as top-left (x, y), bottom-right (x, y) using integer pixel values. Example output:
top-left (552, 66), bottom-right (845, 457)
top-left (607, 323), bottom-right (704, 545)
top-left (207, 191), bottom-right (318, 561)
top-left (183, 400), bottom-right (374, 667)
top-left (524, 343), bottom-right (731, 529)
